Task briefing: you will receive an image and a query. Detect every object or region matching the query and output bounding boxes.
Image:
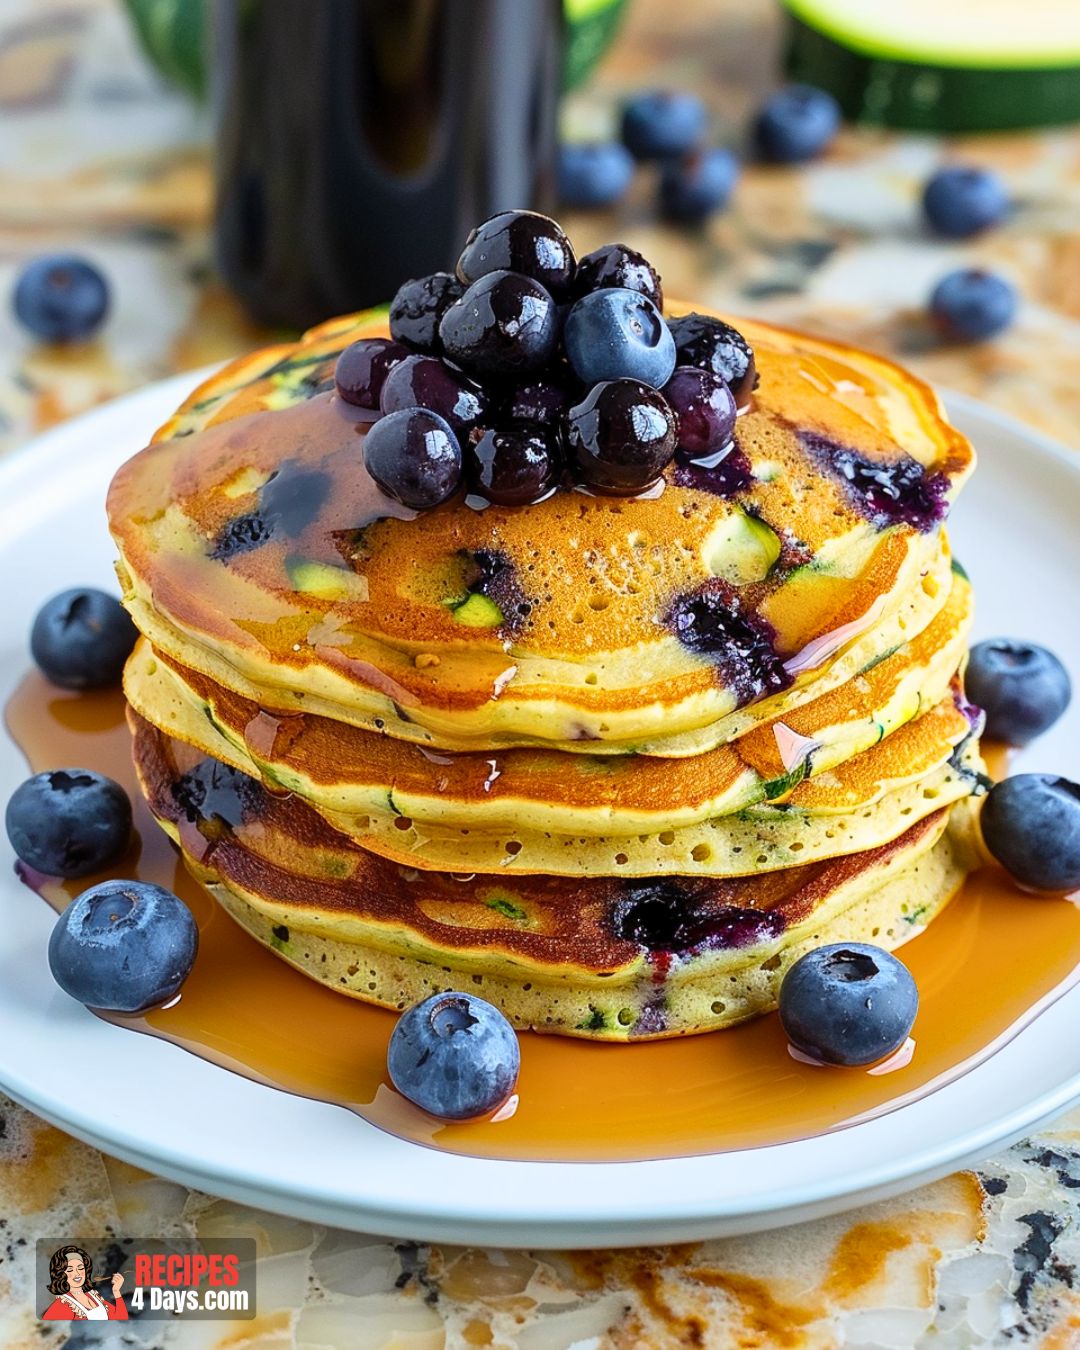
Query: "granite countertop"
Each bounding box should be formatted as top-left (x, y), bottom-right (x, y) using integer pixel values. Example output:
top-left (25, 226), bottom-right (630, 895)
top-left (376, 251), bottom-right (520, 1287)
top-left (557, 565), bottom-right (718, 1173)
top-left (4, 1), bottom-right (1080, 1345)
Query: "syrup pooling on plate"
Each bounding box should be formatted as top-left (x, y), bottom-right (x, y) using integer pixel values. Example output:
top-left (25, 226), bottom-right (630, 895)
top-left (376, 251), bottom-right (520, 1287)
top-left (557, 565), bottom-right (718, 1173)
top-left (10, 673), bottom-right (1080, 1163)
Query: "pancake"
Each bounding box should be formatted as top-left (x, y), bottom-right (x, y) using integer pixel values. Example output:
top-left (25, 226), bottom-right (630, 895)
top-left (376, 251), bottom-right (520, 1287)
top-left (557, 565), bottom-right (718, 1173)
top-left (108, 305), bottom-right (973, 753)
top-left (123, 566), bottom-right (972, 839)
top-left (126, 630), bottom-right (984, 876)
top-left (132, 713), bottom-right (979, 1039)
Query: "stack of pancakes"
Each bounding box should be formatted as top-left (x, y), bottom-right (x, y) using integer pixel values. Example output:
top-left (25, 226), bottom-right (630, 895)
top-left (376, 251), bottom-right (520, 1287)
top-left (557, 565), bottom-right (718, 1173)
top-left (108, 306), bottom-right (985, 1040)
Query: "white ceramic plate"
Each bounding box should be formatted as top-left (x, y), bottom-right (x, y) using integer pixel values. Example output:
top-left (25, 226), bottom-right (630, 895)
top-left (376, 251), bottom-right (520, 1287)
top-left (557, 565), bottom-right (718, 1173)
top-left (1, 374), bottom-right (1078, 1248)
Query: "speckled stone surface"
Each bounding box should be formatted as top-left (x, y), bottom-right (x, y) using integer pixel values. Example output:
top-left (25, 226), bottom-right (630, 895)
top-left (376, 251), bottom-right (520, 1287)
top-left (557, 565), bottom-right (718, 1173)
top-left (4, 1), bottom-right (1080, 1345)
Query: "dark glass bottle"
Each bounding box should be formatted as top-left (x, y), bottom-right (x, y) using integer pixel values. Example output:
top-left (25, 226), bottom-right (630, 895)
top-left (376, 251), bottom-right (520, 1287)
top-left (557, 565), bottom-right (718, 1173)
top-left (211, 0), bottom-right (563, 329)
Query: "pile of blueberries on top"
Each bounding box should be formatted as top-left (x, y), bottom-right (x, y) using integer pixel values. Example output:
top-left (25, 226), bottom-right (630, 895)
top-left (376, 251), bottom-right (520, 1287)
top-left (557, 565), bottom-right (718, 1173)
top-left (337, 208), bottom-right (756, 513)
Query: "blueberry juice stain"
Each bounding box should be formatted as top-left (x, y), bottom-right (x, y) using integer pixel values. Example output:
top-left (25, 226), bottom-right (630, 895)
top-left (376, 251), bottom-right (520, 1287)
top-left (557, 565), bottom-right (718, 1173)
top-left (8, 671), bottom-right (1080, 1162)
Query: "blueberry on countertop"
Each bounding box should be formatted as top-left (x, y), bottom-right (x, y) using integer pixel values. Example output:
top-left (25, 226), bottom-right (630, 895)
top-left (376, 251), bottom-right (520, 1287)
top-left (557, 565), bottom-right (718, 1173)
top-left (48, 880), bottom-right (198, 1013)
top-left (7, 769), bottom-right (131, 879)
top-left (363, 408), bottom-right (462, 510)
top-left (754, 85), bottom-right (840, 163)
top-left (779, 943), bottom-right (918, 1066)
top-left (13, 254), bottom-right (109, 342)
top-left (922, 166), bottom-right (1009, 238)
top-left (30, 588), bottom-right (137, 690)
top-left (621, 90), bottom-right (707, 160)
top-left (563, 287), bottom-right (675, 389)
top-left (980, 774), bottom-right (1080, 894)
top-left (659, 148), bottom-right (740, 222)
top-left (930, 268), bottom-right (1017, 342)
top-left (558, 143), bottom-right (634, 208)
top-left (387, 991), bottom-right (520, 1120)
top-left (966, 639), bottom-right (1070, 746)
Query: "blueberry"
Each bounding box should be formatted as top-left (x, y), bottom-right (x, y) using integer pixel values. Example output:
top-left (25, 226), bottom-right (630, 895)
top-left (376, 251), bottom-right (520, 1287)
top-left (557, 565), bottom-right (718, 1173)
top-left (48, 880), bottom-right (198, 1013)
top-left (566, 379), bottom-right (677, 494)
top-left (388, 272), bottom-right (464, 352)
top-left (6, 769), bottom-right (131, 878)
top-left (981, 774), bottom-right (1080, 893)
top-left (659, 148), bottom-right (740, 222)
top-left (668, 313), bottom-right (757, 408)
top-left (564, 288), bottom-right (675, 389)
top-left (967, 640), bottom-right (1071, 746)
top-left (664, 366), bottom-right (737, 458)
top-left (666, 580), bottom-right (789, 704)
top-left (779, 943), bottom-right (918, 1067)
top-left (456, 210), bottom-right (576, 301)
top-left (558, 143), bottom-right (634, 208)
top-left (621, 90), bottom-right (707, 160)
top-left (387, 991), bottom-right (520, 1120)
top-left (363, 409), bottom-right (462, 510)
top-left (922, 166), bottom-right (1009, 238)
top-left (379, 353), bottom-right (489, 440)
top-left (754, 85), bottom-right (840, 163)
top-left (334, 338), bottom-right (409, 410)
top-left (30, 588), bottom-right (137, 690)
top-left (13, 254), bottom-right (109, 343)
top-left (439, 271), bottom-right (560, 378)
top-left (466, 426), bottom-right (561, 506)
top-left (930, 268), bottom-right (1017, 342)
top-left (572, 243), bottom-right (664, 310)
top-left (504, 378), bottom-right (572, 429)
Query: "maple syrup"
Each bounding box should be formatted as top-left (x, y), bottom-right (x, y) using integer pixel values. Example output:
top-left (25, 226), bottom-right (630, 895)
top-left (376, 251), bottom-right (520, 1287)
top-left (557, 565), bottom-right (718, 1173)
top-left (7, 671), bottom-right (1080, 1163)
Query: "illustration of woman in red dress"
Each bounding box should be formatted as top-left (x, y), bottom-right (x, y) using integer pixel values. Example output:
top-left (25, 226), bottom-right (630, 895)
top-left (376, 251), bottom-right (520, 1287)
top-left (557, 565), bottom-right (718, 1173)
top-left (41, 1245), bottom-right (127, 1320)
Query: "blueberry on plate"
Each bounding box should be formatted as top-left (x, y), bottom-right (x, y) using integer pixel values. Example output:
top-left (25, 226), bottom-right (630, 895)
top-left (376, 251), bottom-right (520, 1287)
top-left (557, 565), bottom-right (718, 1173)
top-left (669, 313), bottom-right (757, 407)
top-left (48, 880), bottom-right (198, 1013)
top-left (754, 85), bottom-right (840, 163)
top-left (467, 426), bottom-right (561, 506)
top-left (6, 769), bottom-right (131, 879)
top-left (13, 254), bottom-right (109, 343)
top-left (663, 366), bottom-right (737, 457)
top-left (379, 353), bottom-right (489, 440)
top-left (388, 272), bottom-right (463, 352)
top-left (30, 588), bottom-right (137, 690)
top-left (563, 287), bottom-right (676, 389)
top-left (439, 271), bottom-right (560, 377)
top-left (334, 337), bottom-right (409, 409)
top-left (566, 379), bottom-right (677, 494)
top-left (387, 991), bottom-right (520, 1120)
top-left (922, 165), bottom-right (1009, 239)
top-left (363, 408), bottom-right (462, 510)
top-left (779, 943), bottom-right (918, 1067)
top-left (659, 148), bottom-right (740, 223)
top-left (930, 268), bottom-right (1017, 342)
top-left (981, 774), bottom-right (1080, 893)
top-left (621, 90), bottom-right (707, 160)
top-left (572, 243), bottom-right (664, 310)
top-left (558, 143), bottom-right (634, 208)
top-left (456, 210), bottom-right (576, 301)
top-left (966, 639), bottom-right (1070, 746)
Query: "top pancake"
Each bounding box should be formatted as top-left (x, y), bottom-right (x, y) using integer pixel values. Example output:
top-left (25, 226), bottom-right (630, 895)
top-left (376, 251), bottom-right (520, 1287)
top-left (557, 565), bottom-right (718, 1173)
top-left (108, 305), bottom-right (973, 752)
